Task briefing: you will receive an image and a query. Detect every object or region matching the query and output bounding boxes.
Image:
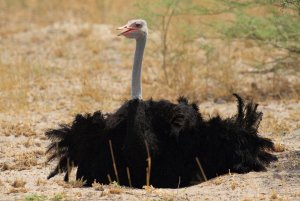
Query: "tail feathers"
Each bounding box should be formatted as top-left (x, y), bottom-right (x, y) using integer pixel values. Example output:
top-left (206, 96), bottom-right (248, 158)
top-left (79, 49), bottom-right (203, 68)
top-left (231, 94), bottom-right (277, 171)
top-left (45, 111), bottom-right (106, 181)
top-left (233, 93), bottom-right (245, 126)
top-left (202, 94), bottom-right (277, 178)
top-left (233, 93), bottom-right (263, 132)
top-left (46, 125), bottom-right (72, 161)
top-left (47, 156), bottom-right (71, 181)
top-left (257, 149), bottom-right (278, 163)
top-left (233, 94), bottom-right (275, 150)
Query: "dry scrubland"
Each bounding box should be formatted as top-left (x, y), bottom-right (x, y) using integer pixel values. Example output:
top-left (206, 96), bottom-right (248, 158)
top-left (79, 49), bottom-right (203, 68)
top-left (0, 0), bottom-right (300, 200)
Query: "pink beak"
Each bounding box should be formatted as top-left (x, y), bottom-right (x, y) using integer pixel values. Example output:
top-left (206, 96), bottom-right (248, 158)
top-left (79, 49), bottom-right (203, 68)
top-left (117, 25), bottom-right (136, 36)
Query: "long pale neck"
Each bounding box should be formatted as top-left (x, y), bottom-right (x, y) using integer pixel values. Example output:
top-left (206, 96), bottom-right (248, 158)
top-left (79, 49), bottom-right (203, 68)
top-left (131, 36), bottom-right (146, 100)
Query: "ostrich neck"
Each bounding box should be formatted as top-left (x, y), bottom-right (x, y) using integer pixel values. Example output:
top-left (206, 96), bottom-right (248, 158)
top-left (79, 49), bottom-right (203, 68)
top-left (131, 36), bottom-right (146, 100)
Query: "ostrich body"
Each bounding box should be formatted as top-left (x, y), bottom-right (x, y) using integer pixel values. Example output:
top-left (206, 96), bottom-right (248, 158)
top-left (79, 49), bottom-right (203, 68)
top-left (46, 19), bottom-right (277, 188)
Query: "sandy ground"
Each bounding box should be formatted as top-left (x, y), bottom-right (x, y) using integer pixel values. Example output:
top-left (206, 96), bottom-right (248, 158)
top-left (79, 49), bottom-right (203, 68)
top-left (0, 21), bottom-right (300, 201)
top-left (0, 106), bottom-right (299, 201)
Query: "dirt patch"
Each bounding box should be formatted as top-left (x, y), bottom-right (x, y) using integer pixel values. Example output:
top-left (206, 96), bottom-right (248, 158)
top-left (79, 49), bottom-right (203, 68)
top-left (0, 106), bottom-right (299, 201)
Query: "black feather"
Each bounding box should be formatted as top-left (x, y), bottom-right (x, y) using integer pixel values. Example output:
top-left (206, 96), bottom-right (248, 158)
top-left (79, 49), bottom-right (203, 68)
top-left (45, 94), bottom-right (277, 188)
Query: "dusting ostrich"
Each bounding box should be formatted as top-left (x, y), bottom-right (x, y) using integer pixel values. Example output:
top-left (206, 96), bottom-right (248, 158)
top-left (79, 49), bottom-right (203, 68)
top-left (45, 19), bottom-right (277, 188)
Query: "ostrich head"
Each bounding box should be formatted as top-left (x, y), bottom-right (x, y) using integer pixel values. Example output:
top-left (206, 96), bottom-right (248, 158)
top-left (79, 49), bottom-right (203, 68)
top-left (117, 19), bottom-right (148, 100)
top-left (117, 19), bottom-right (148, 39)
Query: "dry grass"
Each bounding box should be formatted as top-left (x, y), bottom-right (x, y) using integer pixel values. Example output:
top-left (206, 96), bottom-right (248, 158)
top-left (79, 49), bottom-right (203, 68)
top-left (211, 177), bottom-right (224, 186)
top-left (270, 191), bottom-right (279, 200)
top-left (143, 185), bottom-right (155, 193)
top-left (0, 62), bottom-right (30, 113)
top-left (274, 143), bottom-right (286, 152)
top-left (230, 182), bottom-right (238, 190)
top-left (2, 122), bottom-right (36, 137)
top-left (107, 181), bottom-right (124, 194)
top-left (7, 187), bottom-right (27, 194)
top-left (36, 178), bottom-right (47, 186)
top-left (0, 163), bottom-right (10, 171)
top-left (69, 178), bottom-right (87, 188)
top-left (11, 178), bottom-right (26, 188)
top-left (108, 187), bottom-right (123, 194)
top-left (10, 151), bottom-right (38, 170)
top-left (92, 180), bottom-right (104, 191)
top-left (260, 115), bottom-right (294, 135)
top-left (55, 178), bottom-right (87, 189)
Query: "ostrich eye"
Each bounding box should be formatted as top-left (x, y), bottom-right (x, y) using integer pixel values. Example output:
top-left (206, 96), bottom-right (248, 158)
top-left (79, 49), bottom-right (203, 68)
top-left (135, 23), bottom-right (142, 28)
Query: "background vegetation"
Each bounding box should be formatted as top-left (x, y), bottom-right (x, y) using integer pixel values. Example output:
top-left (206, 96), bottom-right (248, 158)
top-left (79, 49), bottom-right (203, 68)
top-left (0, 0), bottom-right (299, 114)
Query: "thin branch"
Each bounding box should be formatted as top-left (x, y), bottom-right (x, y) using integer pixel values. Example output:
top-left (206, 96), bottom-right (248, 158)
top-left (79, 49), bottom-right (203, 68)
top-left (195, 157), bottom-right (207, 182)
top-left (107, 174), bottom-right (112, 184)
top-left (145, 140), bottom-right (151, 187)
top-left (177, 176), bottom-right (181, 189)
top-left (126, 167), bottom-right (132, 188)
top-left (109, 140), bottom-right (120, 184)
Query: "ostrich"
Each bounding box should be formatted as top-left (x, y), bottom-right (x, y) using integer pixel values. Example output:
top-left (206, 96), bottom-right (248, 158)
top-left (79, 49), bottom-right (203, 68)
top-left (45, 19), bottom-right (277, 188)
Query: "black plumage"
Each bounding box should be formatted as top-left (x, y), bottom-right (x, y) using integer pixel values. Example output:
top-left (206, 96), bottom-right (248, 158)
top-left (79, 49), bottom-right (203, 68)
top-left (46, 94), bottom-right (277, 188)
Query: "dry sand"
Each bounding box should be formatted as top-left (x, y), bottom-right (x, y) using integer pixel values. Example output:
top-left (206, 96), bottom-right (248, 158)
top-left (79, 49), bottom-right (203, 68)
top-left (0, 109), bottom-right (299, 201)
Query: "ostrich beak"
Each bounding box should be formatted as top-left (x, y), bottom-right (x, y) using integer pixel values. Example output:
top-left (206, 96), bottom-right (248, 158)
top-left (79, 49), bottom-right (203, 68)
top-left (117, 25), bottom-right (135, 36)
top-left (117, 25), bottom-right (126, 31)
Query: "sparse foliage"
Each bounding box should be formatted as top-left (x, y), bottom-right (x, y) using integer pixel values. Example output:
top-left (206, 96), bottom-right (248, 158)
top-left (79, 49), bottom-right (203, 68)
top-left (92, 180), bottom-right (104, 191)
top-left (24, 194), bottom-right (47, 201)
top-left (69, 177), bottom-right (87, 188)
top-left (134, 0), bottom-right (300, 100)
top-left (11, 178), bottom-right (26, 188)
top-left (135, 0), bottom-right (202, 90)
top-left (281, 0), bottom-right (300, 14)
top-left (51, 193), bottom-right (65, 201)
